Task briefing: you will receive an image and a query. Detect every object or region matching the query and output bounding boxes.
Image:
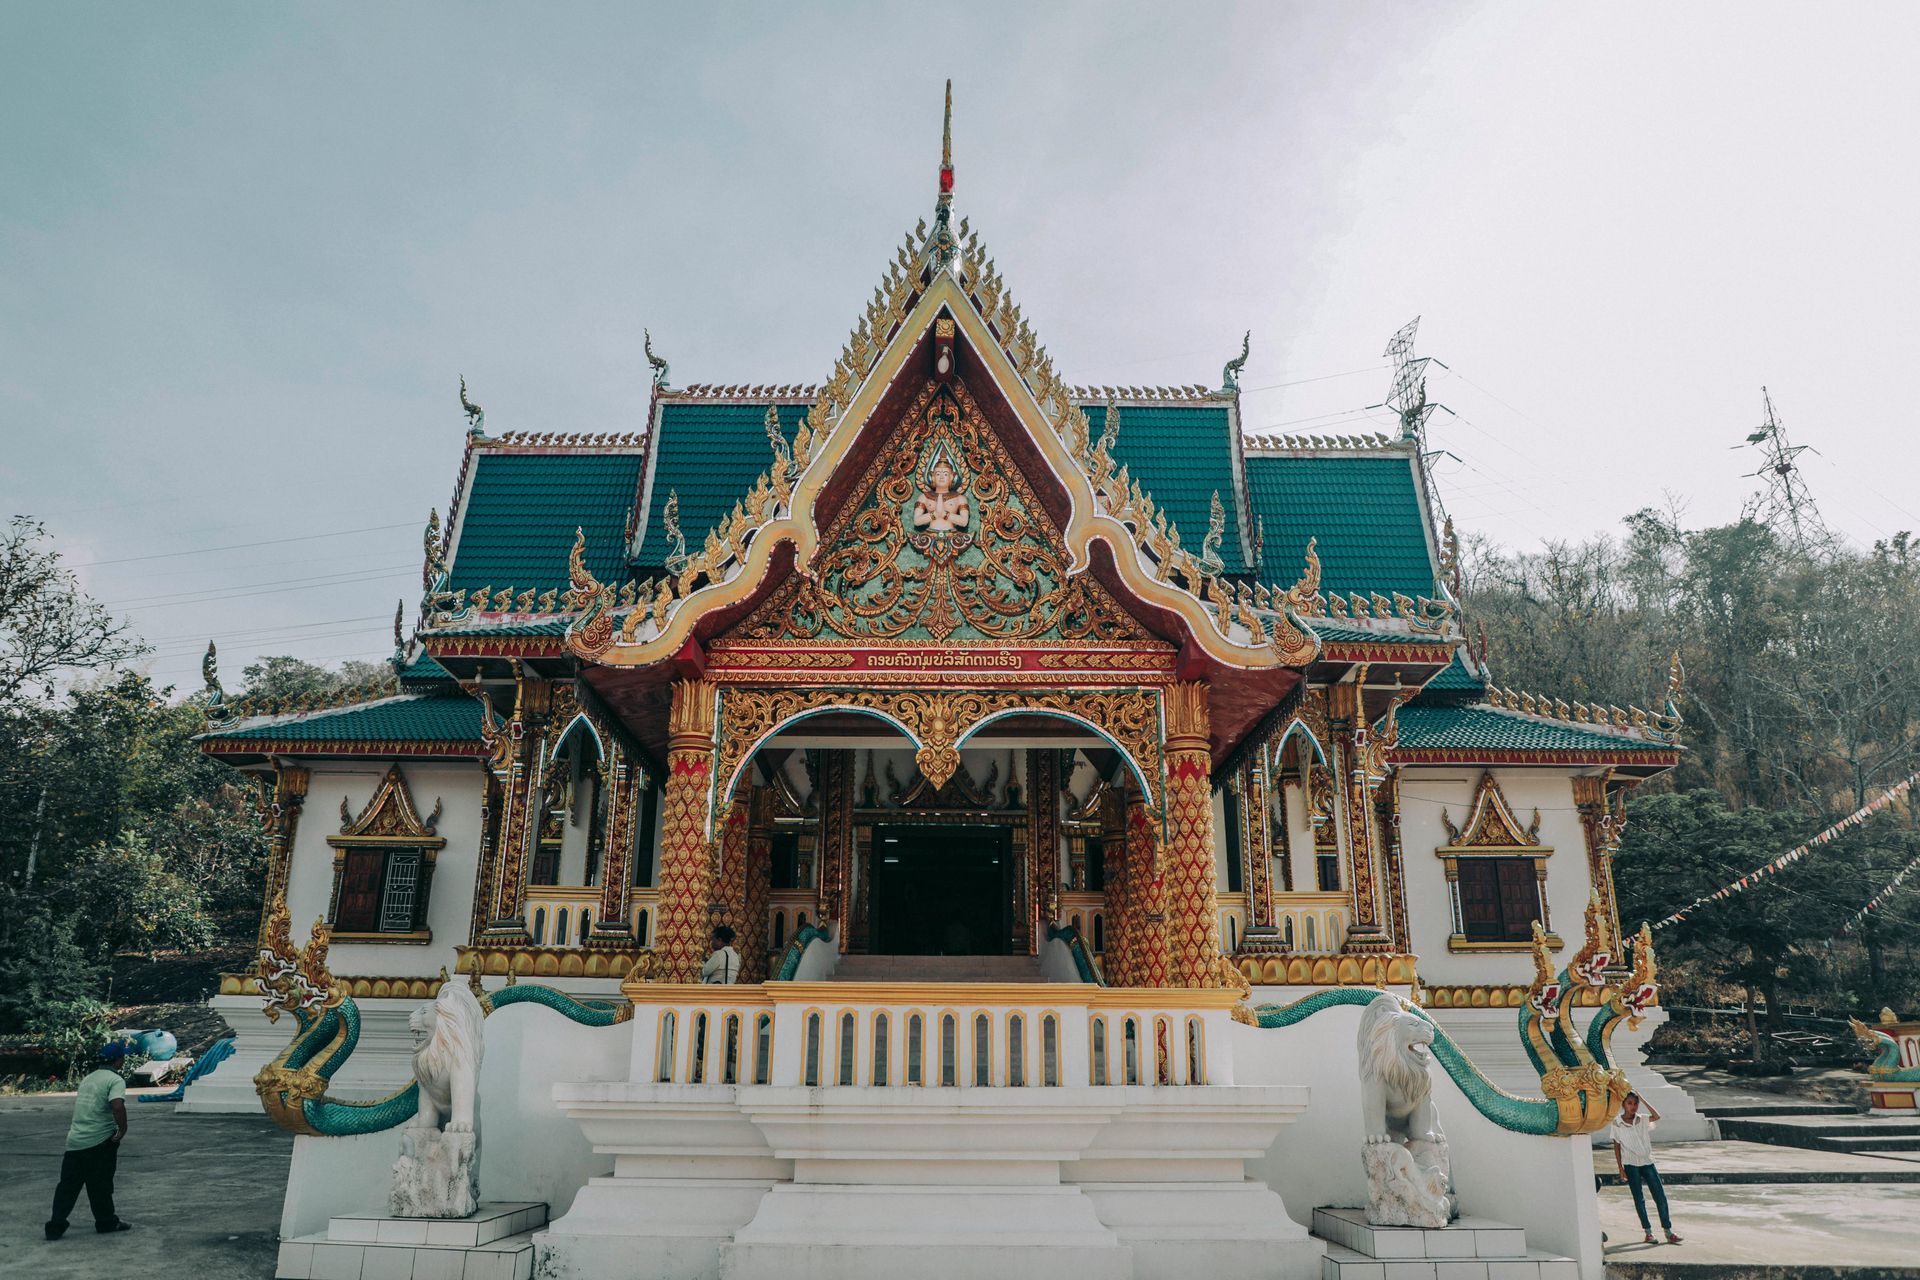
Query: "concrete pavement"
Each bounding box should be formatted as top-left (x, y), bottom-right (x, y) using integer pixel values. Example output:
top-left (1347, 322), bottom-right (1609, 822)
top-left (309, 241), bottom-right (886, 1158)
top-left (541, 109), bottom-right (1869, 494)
top-left (0, 1094), bottom-right (290, 1280)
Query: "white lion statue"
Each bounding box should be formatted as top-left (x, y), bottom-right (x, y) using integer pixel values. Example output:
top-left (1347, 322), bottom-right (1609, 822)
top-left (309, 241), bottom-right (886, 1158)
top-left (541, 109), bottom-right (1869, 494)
top-left (1356, 993), bottom-right (1455, 1228)
top-left (391, 980), bottom-right (486, 1217)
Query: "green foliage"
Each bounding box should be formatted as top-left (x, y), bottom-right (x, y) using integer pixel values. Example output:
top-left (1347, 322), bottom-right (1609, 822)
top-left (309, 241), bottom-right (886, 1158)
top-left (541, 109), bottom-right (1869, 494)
top-left (1470, 512), bottom-right (1920, 1042)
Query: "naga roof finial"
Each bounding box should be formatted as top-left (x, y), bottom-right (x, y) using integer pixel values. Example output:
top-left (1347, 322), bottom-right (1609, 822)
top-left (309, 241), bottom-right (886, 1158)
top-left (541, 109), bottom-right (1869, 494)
top-left (459, 376), bottom-right (484, 435)
top-left (1200, 491), bottom-right (1227, 573)
top-left (1222, 331), bottom-right (1250, 392)
top-left (661, 489), bottom-right (689, 575)
top-left (644, 329), bottom-right (670, 390)
top-left (202, 640), bottom-right (224, 707)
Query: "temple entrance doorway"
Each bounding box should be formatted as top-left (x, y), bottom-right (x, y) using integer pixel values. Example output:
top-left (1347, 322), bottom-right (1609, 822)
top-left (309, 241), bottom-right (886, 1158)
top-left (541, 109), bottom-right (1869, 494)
top-left (869, 824), bottom-right (1012, 955)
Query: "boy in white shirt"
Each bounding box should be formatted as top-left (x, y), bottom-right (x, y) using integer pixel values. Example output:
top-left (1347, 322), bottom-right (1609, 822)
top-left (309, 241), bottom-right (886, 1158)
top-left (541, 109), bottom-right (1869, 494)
top-left (701, 925), bottom-right (741, 984)
top-left (1612, 1092), bottom-right (1682, 1245)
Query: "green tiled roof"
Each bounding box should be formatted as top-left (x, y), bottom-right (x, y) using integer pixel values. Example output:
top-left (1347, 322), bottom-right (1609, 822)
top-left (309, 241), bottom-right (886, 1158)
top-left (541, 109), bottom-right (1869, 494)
top-left (1089, 403), bottom-right (1249, 574)
top-left (1309, 621), bottom-right (1454, 647)
top-left (1394, 703), bottom-right (1673, 754)
top-left (1422, 652), bottom-right (1487, 693)
top-left (635, 403), bottom-right (805, 571)
top-left (396, 652), bottom-right (455, 686)
top-left (1246, 454), bottom-right (1436, 598)
top-left (447, 451), bottom-right (644, 593)
top-left (198, 693), bottom-right (483, 744)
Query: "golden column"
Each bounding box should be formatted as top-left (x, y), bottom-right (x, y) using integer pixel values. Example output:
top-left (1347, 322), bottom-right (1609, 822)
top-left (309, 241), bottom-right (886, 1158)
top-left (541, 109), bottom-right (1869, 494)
top-left (1244, 757), bottom-right (1276, 932)
top-left (256, 765), bottom-right (309, 946)
top-left (479, 666), bottom-right (553, 939)
top-left (1571, 775), bottom-right (1626, 947)
top-left (1329, 679), bottom-right (1393, 952)
top-left (1163, 681), bottom-right (1224, 987)
top-left (655, 678), bottom-right (719, 982)
top-left (1099, 787), bottom-right (1133, 986)
top-left (590, 749), bottom-right (643, 942)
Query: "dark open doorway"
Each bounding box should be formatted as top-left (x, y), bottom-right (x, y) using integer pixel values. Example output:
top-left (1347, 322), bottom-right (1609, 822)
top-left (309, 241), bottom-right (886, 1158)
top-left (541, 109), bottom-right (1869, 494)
top-left (869, 824), bottom-right (1012, 955)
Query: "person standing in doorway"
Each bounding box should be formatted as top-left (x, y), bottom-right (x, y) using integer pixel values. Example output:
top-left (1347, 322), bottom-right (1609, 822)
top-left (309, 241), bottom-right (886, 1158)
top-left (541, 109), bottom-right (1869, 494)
top-left (45, 1041), bottom-right (133, 1239)
top-left (702, 925), bottom-right (741, 984)
top-left (1612, 1092), bottom-right (1681, 1245)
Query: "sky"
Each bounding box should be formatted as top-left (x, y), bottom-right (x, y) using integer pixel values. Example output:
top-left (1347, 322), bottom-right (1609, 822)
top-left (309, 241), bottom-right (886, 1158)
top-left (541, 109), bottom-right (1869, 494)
top-left (4, 2), bottom-right (1917, 694)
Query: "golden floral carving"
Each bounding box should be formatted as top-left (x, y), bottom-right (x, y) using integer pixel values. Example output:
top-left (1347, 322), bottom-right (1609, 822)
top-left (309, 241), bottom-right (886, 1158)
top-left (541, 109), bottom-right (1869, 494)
top-left (731, 379), bottom-right (1157, 648)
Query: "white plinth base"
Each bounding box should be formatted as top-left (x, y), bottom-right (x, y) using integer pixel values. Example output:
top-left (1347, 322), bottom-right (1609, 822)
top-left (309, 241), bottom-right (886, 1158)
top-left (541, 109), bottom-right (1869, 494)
top-left (722, 1183), bottom-right (1131, 1280)
top-left (276, 1201), bottom-right (545, 1280)
top-left (1078, 1180), bottom-right (1322, 1280)
top-left (539, 1082), bottom-right (1318, 1280)
top-left (1313, 1207), bottom-right (1576, 1280)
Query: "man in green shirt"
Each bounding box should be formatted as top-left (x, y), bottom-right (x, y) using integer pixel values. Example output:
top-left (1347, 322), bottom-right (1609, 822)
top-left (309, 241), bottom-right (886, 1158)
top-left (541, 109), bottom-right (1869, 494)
top-left (45, 1040), bottom-right (133, 1240)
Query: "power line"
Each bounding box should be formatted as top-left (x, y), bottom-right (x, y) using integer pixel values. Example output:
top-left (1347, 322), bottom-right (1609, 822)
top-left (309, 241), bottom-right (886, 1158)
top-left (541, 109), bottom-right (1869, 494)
top-left (103, 564), bottom-right (413, 609)
top-left (115, 568), bottom-right (416, 612)
top-left (69, 520), bottom-right (417, 568)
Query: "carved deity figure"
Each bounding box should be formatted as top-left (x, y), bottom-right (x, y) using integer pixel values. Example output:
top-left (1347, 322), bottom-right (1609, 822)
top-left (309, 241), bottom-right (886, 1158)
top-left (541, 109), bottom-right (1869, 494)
top-left (912, 457), bottom-right (970, 533)
top-left (391, 981), bottom-right (486, 1218)
top-left (1356, 993), bottom-right (1456, 1228)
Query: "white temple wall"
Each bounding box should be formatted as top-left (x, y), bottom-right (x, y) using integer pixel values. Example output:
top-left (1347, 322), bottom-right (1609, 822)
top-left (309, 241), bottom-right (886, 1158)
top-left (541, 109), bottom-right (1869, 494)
top-left (1398, 767), bottom-right (1597, 988)
top-left (1233, 1009), bottom-right (1603, 1280)
top-left (283, 761), bottom-right (486, 980)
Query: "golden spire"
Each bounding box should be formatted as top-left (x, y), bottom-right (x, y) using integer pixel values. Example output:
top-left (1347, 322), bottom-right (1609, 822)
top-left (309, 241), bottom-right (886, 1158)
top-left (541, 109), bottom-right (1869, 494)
top-left (941, 78), bottom-right (953, 175)
top-left (928, 80), bottom-right (958, 270)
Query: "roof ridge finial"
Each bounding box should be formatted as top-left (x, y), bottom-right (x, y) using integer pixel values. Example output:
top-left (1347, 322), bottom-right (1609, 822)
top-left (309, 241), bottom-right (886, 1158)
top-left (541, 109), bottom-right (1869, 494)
top-left (940, 78), bottom-right (954, 197)
top-left (926, 79), bottom-right (959, 272)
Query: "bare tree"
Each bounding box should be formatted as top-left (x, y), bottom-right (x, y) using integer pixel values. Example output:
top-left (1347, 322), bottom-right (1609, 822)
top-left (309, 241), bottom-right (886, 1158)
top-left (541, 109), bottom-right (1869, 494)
top-left (0, 517), bottom-right (147, 707)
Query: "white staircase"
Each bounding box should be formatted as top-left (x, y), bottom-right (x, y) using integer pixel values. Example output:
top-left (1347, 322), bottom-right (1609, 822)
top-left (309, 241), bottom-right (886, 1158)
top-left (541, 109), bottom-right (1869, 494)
top-left (276, 1201), bottom-right (546, 1280)
top-left (1312, 1207), bottom-right (1577, 1280)
top-left (829, 953), bottom-right (1049, 982)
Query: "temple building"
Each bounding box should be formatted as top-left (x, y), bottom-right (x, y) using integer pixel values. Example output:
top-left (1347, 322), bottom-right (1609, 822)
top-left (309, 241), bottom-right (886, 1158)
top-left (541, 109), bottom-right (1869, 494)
top-left (194, 92), bottom-right (1705, 1280)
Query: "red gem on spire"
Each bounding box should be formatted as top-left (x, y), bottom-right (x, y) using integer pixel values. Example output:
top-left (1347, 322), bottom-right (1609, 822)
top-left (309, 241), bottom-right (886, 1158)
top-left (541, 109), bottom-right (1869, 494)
top-left (940, 166), bottom-right (954, 194)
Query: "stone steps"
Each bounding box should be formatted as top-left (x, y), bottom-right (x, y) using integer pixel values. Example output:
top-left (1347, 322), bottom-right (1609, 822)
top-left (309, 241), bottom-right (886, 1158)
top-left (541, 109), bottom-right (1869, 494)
top-left (1717, 1114), bottom-right (1920, 1153)
top-left (1313, 1207), bottom-right (1576, 1280)
top-left (1820, 1133), bottom-right (1920, 1153)
top-left (830, 954), bottom-right (1048, 982)
top-left (276, 1201), bottom-right (546, 1280)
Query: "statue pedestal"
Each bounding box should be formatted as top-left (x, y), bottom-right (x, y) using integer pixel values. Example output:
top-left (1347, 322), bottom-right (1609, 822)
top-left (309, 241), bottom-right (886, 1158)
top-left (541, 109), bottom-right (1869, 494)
top-left (1312, 1206), bottom-right (1577, 1280)
top-left (274, 1201), bottom-right (545, 1280)
top-left (391, 1126), bottom-right (481, 1218)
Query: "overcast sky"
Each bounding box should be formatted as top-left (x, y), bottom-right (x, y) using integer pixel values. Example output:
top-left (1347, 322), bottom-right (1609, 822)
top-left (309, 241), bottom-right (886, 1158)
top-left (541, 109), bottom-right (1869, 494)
top-left (5, 2), bottom-right (1917, 693)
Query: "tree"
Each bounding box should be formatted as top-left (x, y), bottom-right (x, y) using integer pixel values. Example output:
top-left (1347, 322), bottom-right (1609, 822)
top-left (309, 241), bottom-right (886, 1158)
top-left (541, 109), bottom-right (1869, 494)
top-left (0, 517), bottom-right (145, 708)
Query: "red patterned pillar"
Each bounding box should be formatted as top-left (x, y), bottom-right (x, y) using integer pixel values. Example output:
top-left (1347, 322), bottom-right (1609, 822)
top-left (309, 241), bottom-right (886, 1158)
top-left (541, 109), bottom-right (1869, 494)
top-left (1163, 681), bottom-right (1224, 987)
top-left (1100, 788), bottom-right (1132, 986)
top-left (740, 787), bottom-right (773, 982)
top-left (714, 796), bottom-right (751, 932)
top-left (655, 679), bottom-right (718, 982)
top-left (1028, 749), bottom-right (1062, 949)
top-left (1127, 790), bottom-right (1171, 987)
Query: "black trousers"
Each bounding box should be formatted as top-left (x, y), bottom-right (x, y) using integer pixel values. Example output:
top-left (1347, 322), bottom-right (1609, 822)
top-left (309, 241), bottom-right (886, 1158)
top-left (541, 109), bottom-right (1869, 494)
top-left (1624, 1163), bottom-right (1670, 1231)
top-left (47, 1138), bottom-right (120, 1232)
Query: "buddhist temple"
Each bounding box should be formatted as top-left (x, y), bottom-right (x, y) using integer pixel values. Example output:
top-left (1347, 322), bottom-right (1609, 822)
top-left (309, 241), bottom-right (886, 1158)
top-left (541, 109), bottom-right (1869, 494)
top-left (195, 87), bottom-right (1703, 1280)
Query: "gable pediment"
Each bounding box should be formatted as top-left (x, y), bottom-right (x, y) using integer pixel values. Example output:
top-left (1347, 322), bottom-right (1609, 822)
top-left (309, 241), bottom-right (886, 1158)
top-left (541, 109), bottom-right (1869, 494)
top-left (724, 376), bottom-right (1164, 650)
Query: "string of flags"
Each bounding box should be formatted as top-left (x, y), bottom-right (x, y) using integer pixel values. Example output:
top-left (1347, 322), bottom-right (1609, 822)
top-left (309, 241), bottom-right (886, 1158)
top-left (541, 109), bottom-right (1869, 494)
top-left (1652, 769), bottom-right (1920, 931)
top-left (1840, 851), bottom-right (1920, 935)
